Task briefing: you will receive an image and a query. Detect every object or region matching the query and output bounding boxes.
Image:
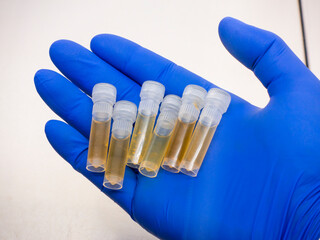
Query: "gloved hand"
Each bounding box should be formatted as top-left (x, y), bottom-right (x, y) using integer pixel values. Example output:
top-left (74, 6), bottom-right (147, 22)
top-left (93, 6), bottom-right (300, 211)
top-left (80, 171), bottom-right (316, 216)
top-left (34, 17), bottom-right (320, 239)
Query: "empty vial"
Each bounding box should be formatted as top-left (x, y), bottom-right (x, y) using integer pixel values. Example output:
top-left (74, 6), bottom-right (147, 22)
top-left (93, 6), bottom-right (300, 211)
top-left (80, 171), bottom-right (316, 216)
top-left (180, 88), bottom-right (231, 177)
top-left (162, 85), bottom-right (207, 173)
top-left (87, 83), bottom-right (116, 172)
top-left (103, 101), bottom-right (137, 190)
top-left (127, 81), bottom-right (165, 169)
top-left (139, 95), bottom-right (182, 178)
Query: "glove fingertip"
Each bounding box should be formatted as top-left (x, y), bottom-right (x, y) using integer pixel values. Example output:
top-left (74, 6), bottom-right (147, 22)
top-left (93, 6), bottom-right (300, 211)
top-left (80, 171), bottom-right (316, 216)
top-left (218, 17), bottom-right (278, 70)
top-left (49, 39), bottom-right (78, 64)
top-left (90, 33), bottom-right (125, 51)
top-left (34, 69), bottom-right (57, 90)
top-left (44, 120), bottom-right (67, 144)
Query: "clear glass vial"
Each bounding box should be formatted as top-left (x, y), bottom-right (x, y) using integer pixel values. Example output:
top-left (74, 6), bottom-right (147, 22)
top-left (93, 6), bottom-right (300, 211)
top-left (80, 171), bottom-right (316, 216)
top-left (87, 83), bottom-right (116, 172)
top-left (139, 94), bottom-right (182, 178)
top-left (127, 81), bottom-right (165, 169)
top-left (180, 88), bottom-right (231, 177)
top-left (162, 85), bottom-right (207, 173)
top-left (103, 100), bottom-right (137, 190)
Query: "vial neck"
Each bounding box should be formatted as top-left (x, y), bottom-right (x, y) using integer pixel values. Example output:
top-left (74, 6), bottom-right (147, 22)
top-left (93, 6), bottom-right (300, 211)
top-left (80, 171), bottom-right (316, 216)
top-left (199, 105), bottom-right (222, 127)
top-left (206, 100), bottom-right (228, 114)
top-left (155, 109), bottom-right (179, 136)
top-left (178, 103), bottom-right (200, 123)
top-left (92, 102), bottom-right (113, 122)
top-left (112, 119), bottom-right (133, 139)
top-left (182, 96), bottom-right (203, 110)
top-left (159, 109), bottom-right (179, 122)
top-left (139, 98), bottom-right (160, 116)
top-left (93, 96), bottom-right (115, 106)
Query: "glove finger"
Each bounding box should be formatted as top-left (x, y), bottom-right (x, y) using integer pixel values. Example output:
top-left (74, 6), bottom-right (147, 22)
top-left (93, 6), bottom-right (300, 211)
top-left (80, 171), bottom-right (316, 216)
top-left (49, 39), bottom-right (140, 105)
top-left (90, 34), bottom-right (213, 96)
top-left (35, 69), bottom-right (92, 138)
top-left (218, 17), bottom-right (318, 97)
top-left (34, 69), bottom-right (141, 138)
top-left (45, 119), bottom-right (137, 215)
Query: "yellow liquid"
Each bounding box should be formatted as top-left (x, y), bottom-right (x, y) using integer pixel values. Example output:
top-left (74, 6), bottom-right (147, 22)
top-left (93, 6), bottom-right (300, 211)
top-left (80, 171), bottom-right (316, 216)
top-left (87, 119), bottom-right (111, 172)
top-left (162, 119), bottom-right (196, 173)
top-left (103, 134), bottom-right (130, 190)
top-left (139, 133), bottom-right (172, 178)
top-left (127, 113), bottom-right (156, 168)
top-left (180, 123), bottom-right (217, 177)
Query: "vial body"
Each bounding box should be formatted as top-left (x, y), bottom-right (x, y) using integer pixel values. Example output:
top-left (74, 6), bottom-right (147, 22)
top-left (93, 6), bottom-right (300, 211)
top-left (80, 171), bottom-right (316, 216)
top-left (139, 132), bottom-right (171, 177)
top-left (180, 88), bottom-right (231, 177)
top-left (139, 94), bottom-right (182, 177)
top-left (127, 113), bottom-right (156, 168)
top-left (179, 123), bottom-right (217, 177)
top-left (161, 119), bottom-right (196, 173)
top-left (87, 118), bottom-right (111, 172)
top-left (103, 100), bottom-right (137, 190)
top-left (161, 84), bottom-right (207, 173)
top-left (127, 81), bottom-right (165, 168)
top-left (103, 134), bottom-right (130, 190)
top-left (86, 83), bottom-right (116, 172)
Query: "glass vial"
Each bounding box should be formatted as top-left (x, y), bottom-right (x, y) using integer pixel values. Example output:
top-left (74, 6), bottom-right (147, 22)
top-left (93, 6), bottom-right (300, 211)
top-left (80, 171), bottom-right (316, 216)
top-left (180, 88), bottom-right (231, 177)
top-left (162, 85), bottom-right (207, 173)
top-left (139, 95), bottom-right (182, 178)
top-left (87, 83), bottom-right (116, 172)
top-left (127, 81), bottom-right (165, 169)
top-left (103, 101), bottom-right (137, 190)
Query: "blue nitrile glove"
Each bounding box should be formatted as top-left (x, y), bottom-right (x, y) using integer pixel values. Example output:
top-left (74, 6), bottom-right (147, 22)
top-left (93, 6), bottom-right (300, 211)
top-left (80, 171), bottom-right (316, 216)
top-left (34, 17), bottom-right (320, 239)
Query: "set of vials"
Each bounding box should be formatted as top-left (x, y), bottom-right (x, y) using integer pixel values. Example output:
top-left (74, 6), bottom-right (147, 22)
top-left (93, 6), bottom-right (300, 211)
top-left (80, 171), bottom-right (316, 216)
top-left (86, 81), bottom-right (231, 190)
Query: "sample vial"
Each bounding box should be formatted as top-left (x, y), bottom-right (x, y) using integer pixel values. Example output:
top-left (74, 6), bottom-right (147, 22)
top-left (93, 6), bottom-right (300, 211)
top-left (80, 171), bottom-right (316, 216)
top-left (139, 95), bottom-right (182, 178)
top-left (180, 88), bottom-right (231, 177)
top-left (103, 101), bottom-right (137, 190)
top-left (162, 85), bottom-right (207, 173)
top-left (87, 83), bottom-right (116, 172)
top-left (127, 81), bottom-right (165, 169)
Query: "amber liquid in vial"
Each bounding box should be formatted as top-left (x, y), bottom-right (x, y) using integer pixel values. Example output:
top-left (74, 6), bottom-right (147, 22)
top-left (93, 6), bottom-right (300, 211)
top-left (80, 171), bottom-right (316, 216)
top-left (162, 119), bottom-right (196, 173)
top-left (127, 113), bottom-right (156, 168)
top-left (103, 134), bottom-right (130, 190)
top-left (180, 123), bottom-right (217, 177)
top-left (87, 119), bottom-right (111, 172)
top-left (139, 133), bottom-right (172, 177)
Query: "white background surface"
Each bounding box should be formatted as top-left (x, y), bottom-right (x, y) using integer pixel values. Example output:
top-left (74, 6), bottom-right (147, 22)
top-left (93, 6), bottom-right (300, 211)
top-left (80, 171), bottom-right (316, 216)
top-left (0, 0), bottom-right (318, 239)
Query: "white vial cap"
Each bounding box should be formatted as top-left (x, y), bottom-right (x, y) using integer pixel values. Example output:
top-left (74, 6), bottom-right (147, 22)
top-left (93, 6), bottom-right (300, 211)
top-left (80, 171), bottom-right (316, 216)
top-left (182, 85), bottom-right (207, 109)
top-left (160, 94), bottom-right (182, 112)
top-left (112, 101), bottom-right (137, 139)
top-left (112, 100), bottom-right (137, 122)
top-left (156, 94), bottom-right (181, 136)
top-left (92, 83), bottom-right (117, 104)
top-left (206, 88), bottom-right (231, 114)
top-left (140, 81), bottom-right (165, 103)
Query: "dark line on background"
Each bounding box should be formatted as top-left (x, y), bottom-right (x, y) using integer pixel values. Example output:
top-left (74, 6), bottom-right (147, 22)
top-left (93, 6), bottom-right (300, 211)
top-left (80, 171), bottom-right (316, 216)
top-left (298, 0), bottom-right (309, 68)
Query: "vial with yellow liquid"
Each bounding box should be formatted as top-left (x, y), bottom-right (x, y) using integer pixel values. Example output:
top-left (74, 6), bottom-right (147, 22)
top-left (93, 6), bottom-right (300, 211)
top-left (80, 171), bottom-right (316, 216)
top-left (139, 94), bottom-right (182, 178)
top-left (103, 101), bottom-right (137, 190)
top-left (180, 88), bottom-right (231, 177)
top-left (86, 83), bottom-right (116, 172)
top-left (162, 85), bottom-right (207, 173)
top-left (127, 81), bottom-right (165, 169)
